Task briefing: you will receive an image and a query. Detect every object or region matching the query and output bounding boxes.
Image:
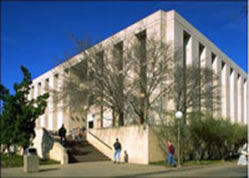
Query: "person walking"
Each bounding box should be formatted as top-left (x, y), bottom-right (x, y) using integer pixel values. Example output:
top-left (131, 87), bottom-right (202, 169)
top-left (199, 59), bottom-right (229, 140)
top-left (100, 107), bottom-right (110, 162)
top-left (113, 138), bottom-right (122, 164)
top-left (167, 140), bottom-right (176, 167)
top-left (58, 124), bottom-right (67, 145)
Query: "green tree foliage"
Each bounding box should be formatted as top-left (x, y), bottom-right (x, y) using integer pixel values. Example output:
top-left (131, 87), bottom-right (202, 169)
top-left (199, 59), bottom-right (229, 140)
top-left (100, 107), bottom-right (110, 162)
top-left (155, 112), bottom-right (247, 162)
top-left (0, 87), bottom-right (17, 153)
top-left (184, 112), bottom-right (247, 161)
top-left (0, 66), bottom-right (49, 152)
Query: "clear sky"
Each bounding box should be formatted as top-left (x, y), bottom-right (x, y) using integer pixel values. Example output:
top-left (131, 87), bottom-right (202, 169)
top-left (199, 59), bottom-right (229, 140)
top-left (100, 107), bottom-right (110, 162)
top-left (2, 1), bottom-right (247, 94)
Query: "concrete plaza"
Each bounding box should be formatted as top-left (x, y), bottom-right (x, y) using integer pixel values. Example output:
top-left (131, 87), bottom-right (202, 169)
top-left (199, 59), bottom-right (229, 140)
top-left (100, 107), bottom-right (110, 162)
top-left (1, 161), bottom-right (247, 177)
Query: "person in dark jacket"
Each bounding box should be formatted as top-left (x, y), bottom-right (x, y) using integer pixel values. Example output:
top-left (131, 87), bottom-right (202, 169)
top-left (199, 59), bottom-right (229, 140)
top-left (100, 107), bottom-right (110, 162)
top-left (113, 138), bottom-right (122, 163)
top-left (167, 140), bottom-right (176, 167)
top-left (58, 124), bottom-right (67, 145)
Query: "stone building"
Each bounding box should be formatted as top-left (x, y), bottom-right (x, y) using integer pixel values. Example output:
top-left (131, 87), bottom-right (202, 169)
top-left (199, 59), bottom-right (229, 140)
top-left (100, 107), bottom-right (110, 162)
top-left (30, 10), bottom-right (248, 135)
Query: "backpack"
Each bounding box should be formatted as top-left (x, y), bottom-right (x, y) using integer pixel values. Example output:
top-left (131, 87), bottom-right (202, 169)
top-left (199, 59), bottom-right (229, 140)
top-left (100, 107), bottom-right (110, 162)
top-left (114, 142), bottom-right (121, 150)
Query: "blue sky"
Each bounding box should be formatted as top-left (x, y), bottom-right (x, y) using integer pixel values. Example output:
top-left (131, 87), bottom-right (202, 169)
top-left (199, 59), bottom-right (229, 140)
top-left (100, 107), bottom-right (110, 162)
top-left (1, 1), bottom-right (247, 94)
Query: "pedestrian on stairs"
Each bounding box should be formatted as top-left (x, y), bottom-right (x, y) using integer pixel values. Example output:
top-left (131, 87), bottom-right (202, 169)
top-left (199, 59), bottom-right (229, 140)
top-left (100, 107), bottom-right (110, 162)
top-left (113, 138), bottom-right (122, 164)
top-left (58, 124), bottom-right (67, 145)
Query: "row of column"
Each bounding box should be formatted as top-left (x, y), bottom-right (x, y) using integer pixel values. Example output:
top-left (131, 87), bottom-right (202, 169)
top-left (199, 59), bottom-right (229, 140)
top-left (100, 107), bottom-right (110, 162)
top-left (171, 21), bottom-right (248, 124)
top-left (29, 73), bottom-right (66, 131)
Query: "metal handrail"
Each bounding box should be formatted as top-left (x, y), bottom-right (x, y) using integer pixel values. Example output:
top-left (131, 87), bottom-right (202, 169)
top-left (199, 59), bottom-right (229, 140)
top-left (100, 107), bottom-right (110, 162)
top-left (72, 127), bottom-right (81, 135)
top-left (88, 130), bottom-right (112, 150)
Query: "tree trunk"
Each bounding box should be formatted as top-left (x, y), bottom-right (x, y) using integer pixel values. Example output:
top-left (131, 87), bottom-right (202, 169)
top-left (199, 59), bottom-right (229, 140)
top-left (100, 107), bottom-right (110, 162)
top-left (119, 112), bottom-right (124, 126)
top-left (6, 145), bottom-right (10, 156)
top-left (112, 110), bottom-right (116, 127)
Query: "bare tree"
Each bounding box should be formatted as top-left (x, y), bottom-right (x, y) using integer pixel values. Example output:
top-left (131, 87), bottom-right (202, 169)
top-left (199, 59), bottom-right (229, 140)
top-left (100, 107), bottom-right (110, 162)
top-left (55, 31), bottom-right (182, 127)
top-left (56, 36), bottom-right (136, 127)
top-left (55, 31), bottom-right (220, 130)
top-left (153, 61), bottom-right (221, 163)
top-left (172, 64), bottom-right (220, 123)
top-left (125, 34), bottom-right (176, 124)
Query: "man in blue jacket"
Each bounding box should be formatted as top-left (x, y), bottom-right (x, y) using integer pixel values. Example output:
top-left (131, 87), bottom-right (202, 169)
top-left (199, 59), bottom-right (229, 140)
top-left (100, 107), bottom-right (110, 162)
top-left (113, 138), bottom-right (122, 164)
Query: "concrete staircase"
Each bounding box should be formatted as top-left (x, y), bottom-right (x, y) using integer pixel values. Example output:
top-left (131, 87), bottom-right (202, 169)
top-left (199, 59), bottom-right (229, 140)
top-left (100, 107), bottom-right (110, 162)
top-left (65, 139), bottom-right (111, 163)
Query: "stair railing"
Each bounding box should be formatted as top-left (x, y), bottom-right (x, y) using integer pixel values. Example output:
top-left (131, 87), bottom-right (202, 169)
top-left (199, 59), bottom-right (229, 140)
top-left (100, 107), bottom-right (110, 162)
top-left (72, 127), bottom-right (81, 136)
top-left (88, 131), bottom-right (112, 150)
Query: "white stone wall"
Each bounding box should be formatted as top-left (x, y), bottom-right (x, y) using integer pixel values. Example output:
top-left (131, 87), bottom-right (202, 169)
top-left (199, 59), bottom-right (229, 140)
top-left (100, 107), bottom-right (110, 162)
top-left (32, 9), bottom-right (248, 134)
top-left (172, 11), bottom-right (247, 123)
top-left (87, 125), bottom-right (149, 164)
top-left (48, 76), bottom-right (54, 130)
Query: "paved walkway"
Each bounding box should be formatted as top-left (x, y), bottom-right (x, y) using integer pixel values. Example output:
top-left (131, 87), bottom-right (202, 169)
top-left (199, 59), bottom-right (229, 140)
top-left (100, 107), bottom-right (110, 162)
top-left (1, 161), bottom-right (247, 177)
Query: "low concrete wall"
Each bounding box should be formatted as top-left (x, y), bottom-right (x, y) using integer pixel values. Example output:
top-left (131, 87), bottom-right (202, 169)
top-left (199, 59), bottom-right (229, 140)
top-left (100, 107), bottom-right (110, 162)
top-left (87, 130), bottom-right (113, 159)
top-left (49, 142), bottom-right (68, 165)
top-left (87, 125), bottom-right (150, 164)
top-left (87, 125), bottom-right (165, 164)
top-left (148, 127), bottom-right (165, 163)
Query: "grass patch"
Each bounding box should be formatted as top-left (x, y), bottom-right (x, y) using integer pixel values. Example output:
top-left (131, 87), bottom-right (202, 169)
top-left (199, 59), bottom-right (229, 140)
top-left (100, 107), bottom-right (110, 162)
top-left (150, 161), bottom-right (166, 166)
top-left (1, 153), bottom-right (23, 168)
top-left (1, 153), bottom-right (60, 168)
top-left (150, 159), bottom-right (237, 167)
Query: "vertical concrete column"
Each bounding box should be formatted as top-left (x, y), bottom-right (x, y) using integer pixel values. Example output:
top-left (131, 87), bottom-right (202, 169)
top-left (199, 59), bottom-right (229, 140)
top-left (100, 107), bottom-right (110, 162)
top-left (34, 83), bottom-right (40, 128)
top-left (191, 38), bottom-right (200, 110)
top-left (201, 47), bottom-right (211, 69)
top-left (243, 79), bottom-right (248, 124)
top-left (211, 54), bottom-right (218, 117)
top-left (167, 20), bottom-right (183, 112)
top-left (160, 21), bottom-right (172, 113)
top-left (48, 76), bottom-right (54, 131)
top-left (202, 48), bottom-right (212, 113)
top-left (53, 74), bottom-right (58, 131)
top-left (166, 20), bottom-right (183, 112)
top-left (146, 12), bottom-right (163, 120)
top-left (216, 58), bottom-right (222, 118)
top-left (237, 75), bottom-right (243, 124)
top-left (229, 69), bottom-right (237, 123)
top-left (63, 69), bottom-right (70, 134)
top-left (40, 81), bottom-right (45, 128)
top-left (96, 51), bottom-right (105, 128)
top-left (186, 35), bottom-right (194, 66)
top-left (56, 74), bottom-right (64, 130)
top-left (44, 79), bottom-right (49, 129)
top-left (221, 61), bottom-right (230, 119)
top-left (191, 38), bottom-right (199, 67)
top-left (160, 11), bottom-right (167, 44)
top-left (166, 10), bottom-right (176, 48)
top-left (36, 82), bottom-right (41, 128)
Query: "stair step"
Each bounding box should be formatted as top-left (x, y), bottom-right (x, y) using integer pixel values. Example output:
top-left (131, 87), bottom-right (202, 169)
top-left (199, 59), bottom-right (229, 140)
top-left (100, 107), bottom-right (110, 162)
top-left (74, 157), bottom-right (109, 161)
top-left (66, 139), bottom-right (111, 163)
top-left (74, 155), bottom-right (109, 158)
top-left (74, 157), bottom-right (110, 161)
top-left (75, 159), bottom-right (109, 162)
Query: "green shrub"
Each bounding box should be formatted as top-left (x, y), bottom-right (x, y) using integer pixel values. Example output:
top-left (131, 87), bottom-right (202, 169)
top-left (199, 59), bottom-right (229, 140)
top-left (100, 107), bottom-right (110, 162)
top-left (184, 112), bottom-right (247, 161)
top-left (1, 153), bottom-right (23, 168)
top-left (154, 112), bottom-right (247, 162)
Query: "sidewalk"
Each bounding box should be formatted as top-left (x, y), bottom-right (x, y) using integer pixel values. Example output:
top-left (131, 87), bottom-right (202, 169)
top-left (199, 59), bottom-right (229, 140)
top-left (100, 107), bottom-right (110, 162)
top-left (1, 161), bottom-right (247, 177)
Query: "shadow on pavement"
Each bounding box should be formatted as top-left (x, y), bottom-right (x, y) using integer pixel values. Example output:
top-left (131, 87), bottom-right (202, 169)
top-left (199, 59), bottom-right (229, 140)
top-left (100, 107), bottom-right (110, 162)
top-left (115, 165), bottom-right (244, 178)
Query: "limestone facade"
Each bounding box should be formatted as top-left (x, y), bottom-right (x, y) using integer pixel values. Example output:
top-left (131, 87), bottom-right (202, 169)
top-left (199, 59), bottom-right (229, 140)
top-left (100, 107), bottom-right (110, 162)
top-left (30, 10), bottom-right (248, 133)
